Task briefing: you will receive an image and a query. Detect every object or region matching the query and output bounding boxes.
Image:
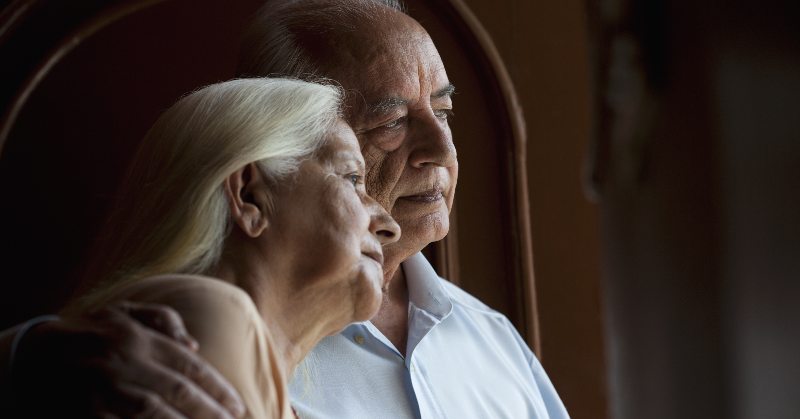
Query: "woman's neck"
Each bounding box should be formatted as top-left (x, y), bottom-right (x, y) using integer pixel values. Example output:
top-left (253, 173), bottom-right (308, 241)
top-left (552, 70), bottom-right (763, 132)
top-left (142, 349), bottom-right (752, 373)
top-left (252, 289), bottom-right (333, 379)
top-left (212, 253), bottom-right (331, 379)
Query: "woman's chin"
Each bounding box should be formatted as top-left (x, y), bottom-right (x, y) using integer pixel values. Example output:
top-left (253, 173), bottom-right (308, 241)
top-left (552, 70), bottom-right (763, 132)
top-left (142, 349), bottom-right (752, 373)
top-left (352, 278), bottom-right (384, 322)
top-left (322, 267), bottom-right (384, 335)
top-left (324, 287), bottom-right (382, 337)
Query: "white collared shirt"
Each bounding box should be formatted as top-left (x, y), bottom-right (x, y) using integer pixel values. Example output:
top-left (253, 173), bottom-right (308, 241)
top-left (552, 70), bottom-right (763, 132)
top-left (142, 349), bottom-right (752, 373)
top-left (290, 252), bottom-right (570, 419)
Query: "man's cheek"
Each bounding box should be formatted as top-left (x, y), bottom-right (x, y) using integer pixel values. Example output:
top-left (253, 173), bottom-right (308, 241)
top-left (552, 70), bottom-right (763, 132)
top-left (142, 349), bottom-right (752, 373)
top-left (448, 162), bottom-right (459, 193)
top-left (362, 143), bottom-right (388, 167)
top-left (372, 187), bottom-right (394, 214)
top-left (364, 166), bottom-right (395, 206)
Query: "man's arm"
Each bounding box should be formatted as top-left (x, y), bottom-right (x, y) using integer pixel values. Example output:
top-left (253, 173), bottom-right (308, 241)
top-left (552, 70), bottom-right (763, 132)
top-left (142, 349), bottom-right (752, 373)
top-left (1, 301), bottom-right (245, 418)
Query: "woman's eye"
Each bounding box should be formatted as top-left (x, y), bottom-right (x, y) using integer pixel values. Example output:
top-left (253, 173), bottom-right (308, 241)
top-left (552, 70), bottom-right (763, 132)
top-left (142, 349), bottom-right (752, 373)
top-left (347, 174), bottom-right (363, 187)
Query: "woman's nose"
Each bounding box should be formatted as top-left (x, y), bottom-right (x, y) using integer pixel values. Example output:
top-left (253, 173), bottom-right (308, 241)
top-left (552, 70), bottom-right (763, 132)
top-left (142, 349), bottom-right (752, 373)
top-left (366, 196), bottom-right (401, 245)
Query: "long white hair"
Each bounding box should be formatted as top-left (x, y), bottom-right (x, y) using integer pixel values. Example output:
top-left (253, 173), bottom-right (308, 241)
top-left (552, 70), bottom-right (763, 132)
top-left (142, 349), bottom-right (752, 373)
top-left (78, 77), bottom-right (342, 306)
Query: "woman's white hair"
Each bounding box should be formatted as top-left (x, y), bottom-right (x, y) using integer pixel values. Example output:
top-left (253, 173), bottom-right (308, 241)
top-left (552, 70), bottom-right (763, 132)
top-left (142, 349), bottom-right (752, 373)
top-left (79, 77), bottom-right (342, 305)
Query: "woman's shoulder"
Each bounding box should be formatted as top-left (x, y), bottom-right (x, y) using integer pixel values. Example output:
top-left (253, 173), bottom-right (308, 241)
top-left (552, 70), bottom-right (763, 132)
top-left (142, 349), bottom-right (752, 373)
top-left (113, 274), bottom-right (261, 335)
top-left (113, 275), bottom-right (292, 418)
top-left (113, 274), bottom-right (265, 366)
top-left (126, 273), bottom-right (246, 296)
top-left (120, 274), bottom-right (253, 308)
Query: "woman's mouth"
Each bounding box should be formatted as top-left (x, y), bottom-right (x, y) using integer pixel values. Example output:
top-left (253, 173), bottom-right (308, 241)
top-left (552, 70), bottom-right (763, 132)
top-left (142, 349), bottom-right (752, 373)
top-left (362, 250), bottom-right (384, 266)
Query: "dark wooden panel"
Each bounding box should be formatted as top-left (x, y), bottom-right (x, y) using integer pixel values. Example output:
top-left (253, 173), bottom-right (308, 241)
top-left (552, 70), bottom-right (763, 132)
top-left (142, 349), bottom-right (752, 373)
top-left (0, 0), bottom-right (265, 328)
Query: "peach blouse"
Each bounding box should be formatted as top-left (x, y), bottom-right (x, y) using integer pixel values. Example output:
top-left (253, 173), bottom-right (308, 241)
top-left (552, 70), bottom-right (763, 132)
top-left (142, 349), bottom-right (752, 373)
top-left (107, 274), bottom-right (297, 419)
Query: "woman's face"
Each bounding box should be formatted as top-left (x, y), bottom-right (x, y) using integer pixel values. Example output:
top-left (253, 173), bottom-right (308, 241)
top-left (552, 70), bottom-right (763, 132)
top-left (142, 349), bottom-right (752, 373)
top-left (265, 119), bottom-right (400, 329)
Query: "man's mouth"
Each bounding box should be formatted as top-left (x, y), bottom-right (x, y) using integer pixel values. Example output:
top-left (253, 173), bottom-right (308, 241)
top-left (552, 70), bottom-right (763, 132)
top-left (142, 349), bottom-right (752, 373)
top-left (399, 188), bottom-right (444, 203)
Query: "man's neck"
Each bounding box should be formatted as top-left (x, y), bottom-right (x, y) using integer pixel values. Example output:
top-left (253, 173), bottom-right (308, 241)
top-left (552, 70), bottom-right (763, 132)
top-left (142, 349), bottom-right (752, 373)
top-left (370, 266), bottom-right (410, 357)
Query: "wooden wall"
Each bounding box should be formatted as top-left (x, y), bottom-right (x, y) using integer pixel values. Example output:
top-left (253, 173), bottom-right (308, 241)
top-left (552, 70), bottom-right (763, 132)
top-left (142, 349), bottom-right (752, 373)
top-left (449, 1), bottom-right (609, 417)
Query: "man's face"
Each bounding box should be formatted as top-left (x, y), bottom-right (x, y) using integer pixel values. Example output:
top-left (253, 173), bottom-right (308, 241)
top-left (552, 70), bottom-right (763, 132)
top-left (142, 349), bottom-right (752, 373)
top-left (323, 11), bottom-right (458, 273)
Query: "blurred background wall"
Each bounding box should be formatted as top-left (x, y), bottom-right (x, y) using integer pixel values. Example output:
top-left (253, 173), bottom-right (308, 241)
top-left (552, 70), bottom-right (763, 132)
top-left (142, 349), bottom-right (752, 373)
top-left (588, 0), bottom-right (800, 418)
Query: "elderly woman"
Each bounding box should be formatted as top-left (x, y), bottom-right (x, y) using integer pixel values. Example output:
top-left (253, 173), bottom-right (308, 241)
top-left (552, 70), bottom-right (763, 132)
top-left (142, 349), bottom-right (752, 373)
top-left (69, 78), bottom-right (400, 418)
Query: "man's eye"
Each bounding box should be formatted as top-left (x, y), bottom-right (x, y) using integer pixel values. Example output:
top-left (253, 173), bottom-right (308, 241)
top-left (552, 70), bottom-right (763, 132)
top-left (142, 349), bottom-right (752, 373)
top-left (385, 116), bottom-right (405, 128)
top-left (435, 109), bottom-right (453, 120)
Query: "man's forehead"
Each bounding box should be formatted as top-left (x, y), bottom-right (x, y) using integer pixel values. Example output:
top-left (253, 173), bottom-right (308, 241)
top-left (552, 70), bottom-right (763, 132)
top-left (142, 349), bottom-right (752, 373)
top-left (324, 14), bottom-right (446, 88)
top-left (320, 7), bottom-right (425, 65)
top-left (315, 10), bottom-right (450, 122)
top-left (341, 62), bottom-right (451, 105)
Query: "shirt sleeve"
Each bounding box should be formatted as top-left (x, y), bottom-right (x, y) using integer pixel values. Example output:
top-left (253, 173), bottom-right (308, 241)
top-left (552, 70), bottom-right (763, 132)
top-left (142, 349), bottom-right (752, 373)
top-left (111, 275), bottom-right (295, 419)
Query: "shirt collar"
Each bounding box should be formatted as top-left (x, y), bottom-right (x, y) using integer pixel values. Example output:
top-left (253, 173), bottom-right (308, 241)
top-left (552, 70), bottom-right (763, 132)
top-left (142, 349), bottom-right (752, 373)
top-left (402, 252), bottom-right (453, 319)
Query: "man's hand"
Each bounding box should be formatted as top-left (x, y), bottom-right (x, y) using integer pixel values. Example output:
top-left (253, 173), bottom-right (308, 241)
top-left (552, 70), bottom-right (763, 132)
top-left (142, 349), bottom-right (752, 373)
top-left (8, 301), bottom-right (245, 418)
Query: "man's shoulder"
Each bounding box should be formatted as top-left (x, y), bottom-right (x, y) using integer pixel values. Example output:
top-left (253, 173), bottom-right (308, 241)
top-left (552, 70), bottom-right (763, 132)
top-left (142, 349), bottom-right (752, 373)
top-left (437, 277), bottom-right (507, 320)
top-left (403, 252), bottom-right (514, 324)
top-left (435, 277), bottom-right (533, 360)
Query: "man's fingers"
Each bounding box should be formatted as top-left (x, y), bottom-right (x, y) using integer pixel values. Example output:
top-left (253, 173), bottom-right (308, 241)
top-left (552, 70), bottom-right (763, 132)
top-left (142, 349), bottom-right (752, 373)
top-left (103, 302), bottom-right (245, 418)
top-left (112, 383), bottom-right (190, 419)
top-left (130, 363), bottom-right (240, 419)
top-left (114, 301), bottom-right (199, 351)
top-left (148, 336), bottom-right (245, 418)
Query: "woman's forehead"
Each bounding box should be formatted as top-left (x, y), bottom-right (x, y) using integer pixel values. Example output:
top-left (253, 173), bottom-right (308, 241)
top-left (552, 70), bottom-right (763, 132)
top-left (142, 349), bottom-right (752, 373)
top-left (318, 121), bottom-right (363, 165)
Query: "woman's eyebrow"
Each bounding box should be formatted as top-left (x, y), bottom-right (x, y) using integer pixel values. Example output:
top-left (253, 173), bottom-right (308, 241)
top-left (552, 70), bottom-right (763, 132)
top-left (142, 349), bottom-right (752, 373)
top-left (333, 150), bottom-right (366, 170)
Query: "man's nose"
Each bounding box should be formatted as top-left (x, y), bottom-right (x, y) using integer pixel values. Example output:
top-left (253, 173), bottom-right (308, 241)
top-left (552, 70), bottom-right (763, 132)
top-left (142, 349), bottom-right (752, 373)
top-left (366, 196), bottom-right (401, 245)
top-left (407, 112), bottom-right (457, 168)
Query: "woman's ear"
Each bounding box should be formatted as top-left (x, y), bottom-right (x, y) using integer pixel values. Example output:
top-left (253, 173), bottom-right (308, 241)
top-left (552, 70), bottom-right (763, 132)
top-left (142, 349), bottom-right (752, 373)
top-left (224, 162), bottom-right (272, 238)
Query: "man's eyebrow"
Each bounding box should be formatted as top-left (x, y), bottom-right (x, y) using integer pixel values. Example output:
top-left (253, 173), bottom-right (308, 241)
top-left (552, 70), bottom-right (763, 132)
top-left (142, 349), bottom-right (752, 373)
top-left (369, 97), bottom-right (409, 114)
top-left (432, 83), bottom-right (456, 99)
top-left (367, 84), bottom-right (455, 114)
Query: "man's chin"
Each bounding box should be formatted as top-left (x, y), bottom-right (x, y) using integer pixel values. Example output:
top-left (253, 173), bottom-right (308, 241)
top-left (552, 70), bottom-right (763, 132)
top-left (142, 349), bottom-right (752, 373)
top-left (394, 210), bottom-right (450, 246)
top-left (382, 213), bottom-right (449, 264)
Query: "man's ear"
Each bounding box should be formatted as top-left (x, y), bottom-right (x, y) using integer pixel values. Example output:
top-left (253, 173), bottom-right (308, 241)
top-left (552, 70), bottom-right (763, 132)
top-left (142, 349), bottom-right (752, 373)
top-left (224, 162), bottom-right (272, 238)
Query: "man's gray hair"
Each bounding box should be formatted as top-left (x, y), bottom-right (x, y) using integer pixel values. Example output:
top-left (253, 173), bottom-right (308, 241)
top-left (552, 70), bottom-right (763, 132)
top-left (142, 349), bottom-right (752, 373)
top-left (237, 0), bottom-right (406, 79)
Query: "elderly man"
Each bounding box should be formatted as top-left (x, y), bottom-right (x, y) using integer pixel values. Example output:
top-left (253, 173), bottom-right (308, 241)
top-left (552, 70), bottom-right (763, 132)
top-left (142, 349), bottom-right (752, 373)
top-left (237, 0), bottom-right (569, 417)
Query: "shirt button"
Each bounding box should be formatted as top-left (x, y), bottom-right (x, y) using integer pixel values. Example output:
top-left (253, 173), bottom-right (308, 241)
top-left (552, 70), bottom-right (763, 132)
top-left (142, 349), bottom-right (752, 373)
top-left (410, 363), bottom-right (415, 372)
top-left (354, 335), bottom-right (365, 344)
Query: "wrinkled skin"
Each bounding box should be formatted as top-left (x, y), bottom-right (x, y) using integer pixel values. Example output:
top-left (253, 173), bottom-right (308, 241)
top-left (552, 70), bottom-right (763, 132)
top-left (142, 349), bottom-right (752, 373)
top-left (251, 120), bottom-right (399, 328)
top-left (312, 7), bottom-right (458, 355)
top-left (217, 120), bottom-right (401, 376)
top-left (4, 301), bottom-right (245, 419)
top-left (326, 13), bottom-right (457, 280)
